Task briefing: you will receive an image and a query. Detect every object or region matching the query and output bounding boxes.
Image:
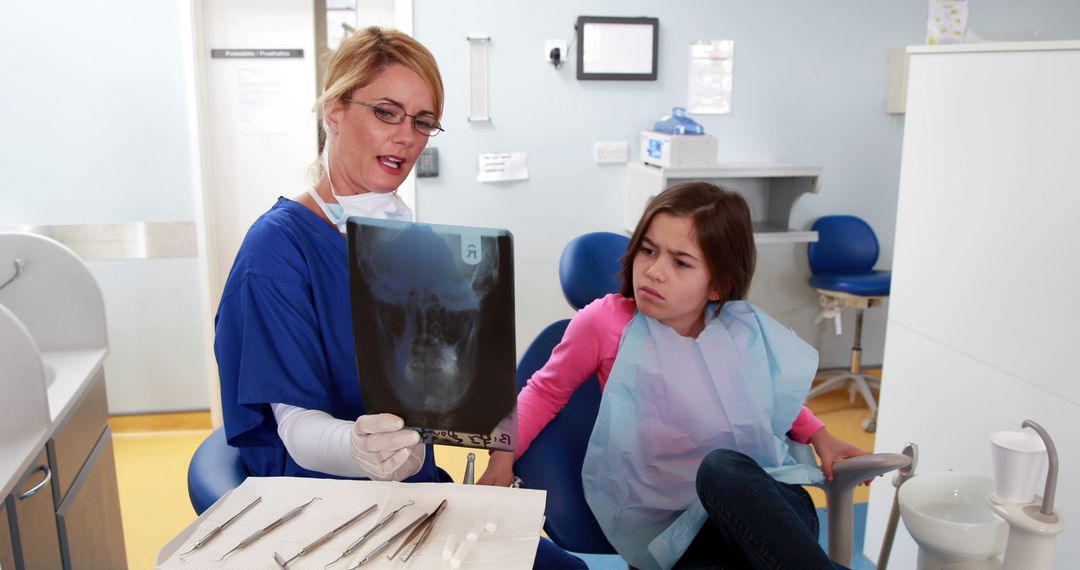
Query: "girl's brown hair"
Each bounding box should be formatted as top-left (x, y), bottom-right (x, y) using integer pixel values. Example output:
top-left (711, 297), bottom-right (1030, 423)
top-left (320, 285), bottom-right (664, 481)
top-left (619, 182), bottom-right (756, 307)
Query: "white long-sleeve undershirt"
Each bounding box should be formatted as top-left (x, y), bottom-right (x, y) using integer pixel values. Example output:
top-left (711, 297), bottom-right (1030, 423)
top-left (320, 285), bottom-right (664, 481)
top-left (271, 403), bottom-right (374, 477)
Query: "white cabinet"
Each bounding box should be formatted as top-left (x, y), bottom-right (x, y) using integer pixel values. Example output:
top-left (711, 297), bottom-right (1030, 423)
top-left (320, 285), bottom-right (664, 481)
top-left (624, 162), bottom-right (821, 244)
top-left (0, 233), bottom-right (126, 570)
top-left (864, 41), bottom-right (1080, 569)
top-left (0, 500), bottom-right (15, 569)
top-left (8, 451), bottom-right (63, 570)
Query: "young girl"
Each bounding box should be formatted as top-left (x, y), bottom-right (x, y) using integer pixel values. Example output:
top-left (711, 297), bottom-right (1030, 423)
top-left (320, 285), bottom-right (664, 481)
top-left (479, 182), bottom-right (866, 569)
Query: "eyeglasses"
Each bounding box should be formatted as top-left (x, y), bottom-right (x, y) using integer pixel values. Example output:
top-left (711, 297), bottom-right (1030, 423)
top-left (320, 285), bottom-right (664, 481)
top-left (343, 99), bottom-right (444, 137)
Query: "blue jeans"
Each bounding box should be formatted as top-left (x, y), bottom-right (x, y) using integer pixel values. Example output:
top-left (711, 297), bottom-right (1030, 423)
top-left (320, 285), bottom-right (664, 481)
top-left (535, 536), bottom-right (588, 569)
top-left (676, 449), bottom-right (840, 570)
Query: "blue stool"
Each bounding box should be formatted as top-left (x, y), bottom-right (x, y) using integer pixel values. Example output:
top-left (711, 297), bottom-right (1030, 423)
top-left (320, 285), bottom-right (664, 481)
top-left (187, 427), bottom-right (247, 515)
top-left (807, 215), bottom-right (892, 432)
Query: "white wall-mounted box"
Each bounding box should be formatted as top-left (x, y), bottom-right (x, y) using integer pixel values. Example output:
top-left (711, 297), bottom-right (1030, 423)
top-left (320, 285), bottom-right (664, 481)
top-left (639, 131), bottom-right (718, 168)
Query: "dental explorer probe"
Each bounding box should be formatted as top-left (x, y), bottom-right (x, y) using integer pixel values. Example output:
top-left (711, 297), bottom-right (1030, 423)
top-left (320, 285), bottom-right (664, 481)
top-left (177, 496), bottom-right (262, 558)
top-left (216, 497), bottom-right (320, 561)
top-left (273, 503), bottom-right (378, 568)
top-left (347, 511), bottom-right (430, 568)
top-left (324, 500), bottom-right (415, 567)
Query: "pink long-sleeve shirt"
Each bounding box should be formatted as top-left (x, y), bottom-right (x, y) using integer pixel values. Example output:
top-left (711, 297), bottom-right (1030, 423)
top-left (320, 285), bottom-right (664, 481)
top-left (514, 294), bottom-right (826, 458)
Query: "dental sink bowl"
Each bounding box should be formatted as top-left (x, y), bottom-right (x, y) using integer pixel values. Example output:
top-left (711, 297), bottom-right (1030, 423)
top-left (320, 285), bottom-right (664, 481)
top-left (900, 470), bottom-right (1007, 560)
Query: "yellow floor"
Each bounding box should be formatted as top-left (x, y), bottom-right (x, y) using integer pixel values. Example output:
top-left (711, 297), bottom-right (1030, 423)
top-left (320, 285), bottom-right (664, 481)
top-left (111, 370), bottom-right (877, 569)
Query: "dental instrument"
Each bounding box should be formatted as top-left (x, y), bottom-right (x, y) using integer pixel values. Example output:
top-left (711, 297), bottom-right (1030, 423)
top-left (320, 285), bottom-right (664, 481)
top-left (877, 443), bottom-right (918, 570)
top-left (324, 500), bottom-right (414, 567)
top-left (216, 497), bottom-right (320, 561)
top-left (347, 511), bottom-right (429, 568)
top-left (389, 499), bottom-right (448, 561)
top-left (272, 503), bottom-right (378, 568)
top-left (463, 452), bottom-right (476, 484)
top-left (177, 496), bottom-right (262, 558)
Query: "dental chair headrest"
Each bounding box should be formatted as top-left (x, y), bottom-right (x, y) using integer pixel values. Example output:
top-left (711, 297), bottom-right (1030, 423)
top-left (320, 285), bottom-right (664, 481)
top-left (559, 232), bottom-right (630, 311)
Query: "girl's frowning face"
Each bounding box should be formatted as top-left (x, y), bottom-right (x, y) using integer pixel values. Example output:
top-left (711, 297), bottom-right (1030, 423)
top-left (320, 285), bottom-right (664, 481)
top-left (632, 213), bottom-right (720, 338)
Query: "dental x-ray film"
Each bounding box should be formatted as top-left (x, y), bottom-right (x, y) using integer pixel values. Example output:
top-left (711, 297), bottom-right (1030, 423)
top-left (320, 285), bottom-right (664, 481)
top-left (347, 217), bottom-right (518, 451)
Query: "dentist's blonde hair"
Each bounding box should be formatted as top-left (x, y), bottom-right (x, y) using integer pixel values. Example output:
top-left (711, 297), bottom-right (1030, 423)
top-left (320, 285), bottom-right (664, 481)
top-left (311, 27), bottom-right (444, 178)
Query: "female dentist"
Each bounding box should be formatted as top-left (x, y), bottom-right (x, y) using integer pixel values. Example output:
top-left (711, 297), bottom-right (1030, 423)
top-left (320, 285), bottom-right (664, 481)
top-left (213, 26), bottom-right (586, 569)
top-left (215, 26), bottom-right (442, 483)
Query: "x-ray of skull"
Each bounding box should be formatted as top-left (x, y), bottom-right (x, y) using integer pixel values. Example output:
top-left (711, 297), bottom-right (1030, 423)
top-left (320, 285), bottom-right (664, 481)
top-left (348, 218), bottom-right (517, 451)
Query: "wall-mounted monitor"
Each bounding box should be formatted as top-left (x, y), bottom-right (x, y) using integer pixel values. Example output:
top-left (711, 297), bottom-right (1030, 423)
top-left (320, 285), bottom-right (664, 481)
top-left (576, 16), bottom-right (659, 81)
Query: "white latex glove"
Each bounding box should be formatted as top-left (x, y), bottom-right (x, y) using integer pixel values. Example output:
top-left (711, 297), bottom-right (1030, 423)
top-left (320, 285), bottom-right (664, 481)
top-left (349, 413), bottom-right (426, 481)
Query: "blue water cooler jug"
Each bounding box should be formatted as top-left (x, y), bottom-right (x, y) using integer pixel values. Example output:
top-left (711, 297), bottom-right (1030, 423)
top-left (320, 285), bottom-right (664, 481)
top-left (653, 107), bottom-right (704, 135)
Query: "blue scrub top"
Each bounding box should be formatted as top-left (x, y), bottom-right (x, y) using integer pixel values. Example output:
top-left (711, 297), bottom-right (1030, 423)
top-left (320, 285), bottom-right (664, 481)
top-left (214, 197), bottom-right (440, 482)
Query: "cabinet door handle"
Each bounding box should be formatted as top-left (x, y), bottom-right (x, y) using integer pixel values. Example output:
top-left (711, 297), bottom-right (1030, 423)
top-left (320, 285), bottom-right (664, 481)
top-left (18, 465), bottom-right (52, 500)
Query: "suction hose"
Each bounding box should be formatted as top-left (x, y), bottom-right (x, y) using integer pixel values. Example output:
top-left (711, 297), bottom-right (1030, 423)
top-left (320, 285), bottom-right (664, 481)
top-left (878, 443), bottom-right (918, 570)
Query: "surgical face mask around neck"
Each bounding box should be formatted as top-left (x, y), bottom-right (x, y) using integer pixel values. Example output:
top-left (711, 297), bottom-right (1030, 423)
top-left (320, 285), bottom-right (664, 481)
top-left (308, 135), bottom-right (415, 232)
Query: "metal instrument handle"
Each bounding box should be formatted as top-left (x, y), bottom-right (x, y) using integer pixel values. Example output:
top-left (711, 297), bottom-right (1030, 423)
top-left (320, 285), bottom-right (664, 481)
top-left (18, 465), bottom-right (51, 500)
top-left (343, 501), bottom-right (413, 554)
top-left (301, 505), bottom-right (377, 555)
top-left (237, 497), bottom-right (318, 548)
top-left (350, 513), bottom-right (428, 568)
top-left (201, 497), bottom-right (262, 547)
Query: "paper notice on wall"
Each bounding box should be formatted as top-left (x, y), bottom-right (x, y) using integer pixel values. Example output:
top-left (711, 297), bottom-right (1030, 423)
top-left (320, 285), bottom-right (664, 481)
top-left (926, 0), bottom-right (968, 45)
top-left (688, 40), bottom-right (734, 114)
top-left (237, 66), bottom-right (289, 135)
top-left (477, 152), bottom-right (528, 183)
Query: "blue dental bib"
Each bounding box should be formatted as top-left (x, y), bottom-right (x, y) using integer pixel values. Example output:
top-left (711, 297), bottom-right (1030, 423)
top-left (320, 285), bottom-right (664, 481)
top-left (581, 301), bottom-right (822, 570)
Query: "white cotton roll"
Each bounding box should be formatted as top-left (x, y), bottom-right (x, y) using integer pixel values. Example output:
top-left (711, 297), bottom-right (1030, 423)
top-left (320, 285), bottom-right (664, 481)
top-left (450, 539), bottom-right (474, 568)
top-left (441, 533), bottom-right (458, 561)
top-left (484, 505), bottom-right (501, 533)
top-left (465, 520), bottom-right (484, 542)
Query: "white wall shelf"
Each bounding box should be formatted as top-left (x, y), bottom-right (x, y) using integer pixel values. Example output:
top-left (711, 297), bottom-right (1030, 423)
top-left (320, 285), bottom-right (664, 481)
top-left (624, 162), bottom-right (821, 244)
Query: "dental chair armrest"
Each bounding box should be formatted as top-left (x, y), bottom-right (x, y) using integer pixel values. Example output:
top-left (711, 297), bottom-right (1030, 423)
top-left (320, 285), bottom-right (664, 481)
top-left (818, 453), bottom-right (911, 566)
top-left (829, 452), bottom-right (911, 493)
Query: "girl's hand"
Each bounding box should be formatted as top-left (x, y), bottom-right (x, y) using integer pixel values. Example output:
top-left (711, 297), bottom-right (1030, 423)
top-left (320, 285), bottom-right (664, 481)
top-left (809, 427), bottom-right (870, 482)
top-left (476, 451), bottom-right (517, 486)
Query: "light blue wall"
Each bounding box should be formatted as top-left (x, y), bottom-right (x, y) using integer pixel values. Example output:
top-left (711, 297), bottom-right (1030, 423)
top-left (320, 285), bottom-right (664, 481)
top-left (413, 0), bottom-right (1080, 365)
top-left (1, 1), bottom-right (210, 413)
top-left (0, 1), bottom-right (197, 225)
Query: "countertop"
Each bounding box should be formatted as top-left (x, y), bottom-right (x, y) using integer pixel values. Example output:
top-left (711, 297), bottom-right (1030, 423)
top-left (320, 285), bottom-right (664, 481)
top-left (0, 348), bottom-right (106, 500)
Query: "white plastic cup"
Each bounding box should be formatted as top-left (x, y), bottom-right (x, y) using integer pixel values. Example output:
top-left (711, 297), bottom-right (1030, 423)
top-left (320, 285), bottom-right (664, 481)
top-left (990, 431), bottom-right (1047, 504)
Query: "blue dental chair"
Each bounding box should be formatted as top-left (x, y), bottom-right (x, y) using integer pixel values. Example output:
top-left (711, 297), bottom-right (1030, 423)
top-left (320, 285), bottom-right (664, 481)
top-left (516, 230), bottom-right (908, 569)
top-left (806, 215), bottom-right (892, 432)
top-left (513, 231), bottom-right (629, 557)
